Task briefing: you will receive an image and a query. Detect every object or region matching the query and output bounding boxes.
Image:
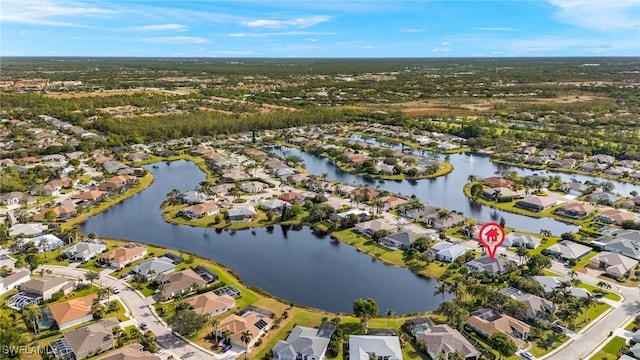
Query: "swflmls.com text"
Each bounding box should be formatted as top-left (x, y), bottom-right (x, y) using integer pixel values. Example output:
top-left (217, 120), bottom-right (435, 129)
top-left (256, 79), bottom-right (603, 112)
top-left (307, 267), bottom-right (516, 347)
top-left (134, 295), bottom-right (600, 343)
top-left (1, 345), bottom-right (51, 355)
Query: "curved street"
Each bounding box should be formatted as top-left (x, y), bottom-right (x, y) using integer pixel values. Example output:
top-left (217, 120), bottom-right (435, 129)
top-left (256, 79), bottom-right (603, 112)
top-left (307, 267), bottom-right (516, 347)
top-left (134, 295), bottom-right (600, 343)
top-left (38, 264), bottom-right (238, 360)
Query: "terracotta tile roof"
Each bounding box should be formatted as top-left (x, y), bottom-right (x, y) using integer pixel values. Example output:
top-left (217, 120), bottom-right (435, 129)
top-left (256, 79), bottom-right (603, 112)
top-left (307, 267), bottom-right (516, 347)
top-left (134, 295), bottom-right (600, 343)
top-left (48, 294), bottom-right (97, 325)
top-left (186, 293), bottom-right (236, 316)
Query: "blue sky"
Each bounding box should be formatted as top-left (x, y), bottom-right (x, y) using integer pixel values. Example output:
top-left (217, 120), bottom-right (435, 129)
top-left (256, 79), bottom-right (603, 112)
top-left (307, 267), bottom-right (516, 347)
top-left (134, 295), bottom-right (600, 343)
top-left (1, 0), bottom-right (639, 57)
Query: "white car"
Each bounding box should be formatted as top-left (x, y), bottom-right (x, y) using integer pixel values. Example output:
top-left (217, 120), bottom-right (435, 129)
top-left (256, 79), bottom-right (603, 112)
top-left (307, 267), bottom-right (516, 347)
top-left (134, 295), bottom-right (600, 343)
top-left (521, 351), bottom-right (534, 359)
top-left (155, 349), bottom-right (166, 356)
top-left (112, 287), bottom-right (120, 294)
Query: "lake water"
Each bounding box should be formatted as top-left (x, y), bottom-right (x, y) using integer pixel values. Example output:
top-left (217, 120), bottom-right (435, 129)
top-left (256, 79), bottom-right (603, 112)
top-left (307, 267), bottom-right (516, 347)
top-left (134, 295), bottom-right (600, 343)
top-left (81, 160), bottom-right (450, 314)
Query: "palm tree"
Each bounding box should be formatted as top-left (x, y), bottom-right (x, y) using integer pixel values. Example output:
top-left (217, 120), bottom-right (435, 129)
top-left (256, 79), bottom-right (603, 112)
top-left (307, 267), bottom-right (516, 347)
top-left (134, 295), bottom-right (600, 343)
top-left (581, 294), bottom-right (600, 322)
top-left (516, 247), bottom-right (529, 266)
top-left (436, 209), bottom-right (453, 227)
top-left (22, 304), bottom-right (41, 334)
top-left (85, 271), bottom-right (100, 285)
top-left (240, 330), bottom-right (252, 360)
top-left (492, 188), bottom-right (502, 202)
top-left (597, 281), bottom-right (612, 292)
top-left (386, 309), bottom-right (394, 331)
top-left (91, 299), bottom-right (105, 319)
top-left (539, 229), bottom-right (552, 238)
top-left (211, 318), bottom-right (221, 345)
top-left (434, 281), bottom-right (449, 302)
top-left (112, 326), bottom-right (125, 348)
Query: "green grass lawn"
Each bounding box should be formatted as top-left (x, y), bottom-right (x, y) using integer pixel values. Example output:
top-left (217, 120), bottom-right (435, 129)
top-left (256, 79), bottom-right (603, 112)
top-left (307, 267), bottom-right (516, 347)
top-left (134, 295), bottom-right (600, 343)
top-left (577, 283), bottom-right (622, 301)
top-left (590, 336), bottom-right (627, 360)
top-left (530, 331), bottom-right (570, 358)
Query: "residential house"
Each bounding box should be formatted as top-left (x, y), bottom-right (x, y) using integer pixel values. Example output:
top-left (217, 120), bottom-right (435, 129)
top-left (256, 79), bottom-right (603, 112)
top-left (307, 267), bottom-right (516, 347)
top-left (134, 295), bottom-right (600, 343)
top-left (97, 343), bottom-right (159, 360)
top-left (179, 202), bottom-right (219, 219)
top-left (467, 308), bottom-right (531, 348)
top-left (20, 234), bottom-right (65, 252)
top-left (525, 156), bottom-right (547, 165)
top-left (0, 191), bottom-right (36, 206)
top-left (131, 257), bottom-right (176, 281)
top-left (424, 212), bottom-right (465, 229)
top-left (378, 231), bottom-right (418, 250)
top-left (62, 242), bottom-right (107, 262)
top-left (546, 240), bottom-right (592, 261)
top-left (591, 154), bottom-right (615, 164)
top-left (529, 276), bottom-right (590, 298)
top-left (227, 206), bottom-right (257, 222)
top-left (98, 175), bottom-right (137, 193)
top-left (30, 184), bottom-right (60, 197)
top-left (414, 324), bottom-right (478, 360)
top-left (595, 209), bottom-right (637, 225)
top-left (241, 181), bottom-right (266, 193)
top-left (555, 202), bottom-right (596, 219)
top-left (351, 187), bottom-right (380, 201)
top-left (589, 192), bottom-right (621, 205)
top-left (221, 168), bottom-right (249, 182)
top-left (483, 177), bottom-right (514, 188)
top-left (431, 242), bottom-right (469, 263)
top-left (100, 244), bottom-right (147, 269)
top-left (210, 183), bottom-right (235, 195)
top-left (348, 335), bottom-right (403, 360)
top-left (217, 308), bottom-right (274, 348)
top-left (559, 182), bottom-right (588, 196)
top-left (48, 294), bottom-right (97, 330)
top-left (279, 191), bottom-right (305, 204)
top-left (465, 256), bottom-right (515, 275)
top-left (589, 252), bottom-right (638, 278)
top-left (621, 197), bottom-right (640, 210)
top-left (50, 318), bottom-right (119, 359)
top-left (71, 190), bottom-right (106, 206)
top-left (186, 292), bottom-right (236, 317)
top-left (102, 161), bottom-right (129, 174)
top-left (593, 230), bottom-right (640, 260)
top-left (515, 196), bottom-right (558, 212)
top-left (481, 187), bottom-right (522, 201)
top-left (272, 323), bottom-right (336, 360)
top-left (19, 276), bottom-right (72, 301)
top-left (156, 268), bottom-right (207, 299)
top-left (379, 195), bottom-right (409, 210)
top-left (331, 209), bottom-right (370, 224)
top-left (33, 201), bottom-right (77, 222)
top-left (259, 199), bottom-right (291, 213)
top-left (549, 158), bottom-right (576, 169)
top-left (177, 191), bottom-right (209, 205)
top-left (0, 269), bottom-right (31, 296)
top-left (499, 287), bottom-right (556, 320)
top-left (502, 232), bottom-right (541, 249)
top-left (354, 219), bottom-right (398, 238)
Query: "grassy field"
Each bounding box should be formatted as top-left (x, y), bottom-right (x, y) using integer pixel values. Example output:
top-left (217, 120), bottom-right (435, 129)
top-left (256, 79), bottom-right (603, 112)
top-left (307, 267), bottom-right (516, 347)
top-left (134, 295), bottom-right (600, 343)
top-left (589, 336), bottom-right (627, 360)
top-left (577, 283), bottom-right (622, 302)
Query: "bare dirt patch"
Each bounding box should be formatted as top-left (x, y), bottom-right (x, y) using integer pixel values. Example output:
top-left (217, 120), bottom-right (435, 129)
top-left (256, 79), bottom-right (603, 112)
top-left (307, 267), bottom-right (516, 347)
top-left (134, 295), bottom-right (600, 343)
top-left (44, 87), bottom-right (196, 99)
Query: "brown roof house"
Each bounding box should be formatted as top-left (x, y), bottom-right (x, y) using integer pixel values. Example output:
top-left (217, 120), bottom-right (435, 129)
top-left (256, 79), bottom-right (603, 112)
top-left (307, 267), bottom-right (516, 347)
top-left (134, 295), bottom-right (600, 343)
top-left (278, 191), bottom-right (305, 204)
top-left (179, 202), bottom-right (219, 219)
top-left (354, 219), bottom-right (398, 238)
top-left (467, 308), bottom-right (531, 348)
top-left (50, 318), bottom-right (119, 359)
top-left (97, 343), bottom-right (159, 360)
top-left (555, 202), bottom-right (595, 219)
top-left (186, 292), bottom-right (236, 316)
top-left (515, 196), bottom-right (558, 212)
top-left (98, 175), bottom-right (137, 193)
top-left (217, 308), bottom-right (274, 348)
top-left (157, 268), bottom-right (207, 300)
top-left (100, 244), bottom-right (147, 269)
top-left (48, 294), bottom-right (98, 330)
top-left (415, 324), bottom-right (479, 360)
top-left (589, 252), bottom-right (639, 279)
top-left (19, 275), bottom-right (73, 301)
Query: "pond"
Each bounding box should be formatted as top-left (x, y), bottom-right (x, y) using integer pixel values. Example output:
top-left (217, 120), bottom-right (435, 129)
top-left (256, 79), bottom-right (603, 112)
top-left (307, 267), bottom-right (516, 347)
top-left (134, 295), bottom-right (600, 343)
top-left (81, 160), bottom-right (451, 314)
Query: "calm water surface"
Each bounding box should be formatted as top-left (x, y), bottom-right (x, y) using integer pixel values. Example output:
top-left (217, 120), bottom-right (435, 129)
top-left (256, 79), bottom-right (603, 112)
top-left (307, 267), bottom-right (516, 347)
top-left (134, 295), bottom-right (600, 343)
top-left (81, 160), bottom-right (450, 314)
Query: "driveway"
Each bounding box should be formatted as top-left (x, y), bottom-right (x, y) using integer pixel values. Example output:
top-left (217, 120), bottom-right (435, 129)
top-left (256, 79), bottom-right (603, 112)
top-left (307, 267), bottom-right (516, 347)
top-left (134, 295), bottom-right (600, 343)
top-left (40, 265), bottom-right (230, 360)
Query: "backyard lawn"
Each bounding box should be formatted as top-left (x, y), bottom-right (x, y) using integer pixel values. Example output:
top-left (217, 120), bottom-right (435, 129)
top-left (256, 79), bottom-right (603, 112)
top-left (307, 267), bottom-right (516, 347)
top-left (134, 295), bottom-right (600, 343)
top-left (589, 336), bottom-right (627, 360)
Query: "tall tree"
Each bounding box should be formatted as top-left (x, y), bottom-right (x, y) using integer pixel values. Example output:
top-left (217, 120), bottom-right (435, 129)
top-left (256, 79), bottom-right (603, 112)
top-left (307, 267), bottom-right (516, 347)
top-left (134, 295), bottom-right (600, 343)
top-left (488, 332), bottom-right (517, 359)
top-left (240, 330), bottom-right (252, 360)
top-left (353, 298), bottom-right (379, 330)
top-left (22, 304), bottom-right (41, 334)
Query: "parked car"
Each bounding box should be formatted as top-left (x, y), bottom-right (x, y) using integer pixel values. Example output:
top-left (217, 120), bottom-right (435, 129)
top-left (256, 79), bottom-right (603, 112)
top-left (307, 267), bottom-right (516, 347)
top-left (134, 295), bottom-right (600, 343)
top-left (551, 323), bottom-right (566, 334)
top-left (140, 323), bottom-right (148, 330)
top-left (155, 349), bottom-right (166, 356)
top-left (221, 344), bottom-right (232, 353)
top-left (521, 351), bottom-right (534, 359)
top-left (112, 287), bottom-right (120, 294)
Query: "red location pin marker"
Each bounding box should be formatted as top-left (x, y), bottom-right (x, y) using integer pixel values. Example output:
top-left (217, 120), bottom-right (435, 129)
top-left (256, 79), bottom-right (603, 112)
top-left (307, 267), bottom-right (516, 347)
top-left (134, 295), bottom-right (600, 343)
top-left (479, 222), bottom-right (505, 261)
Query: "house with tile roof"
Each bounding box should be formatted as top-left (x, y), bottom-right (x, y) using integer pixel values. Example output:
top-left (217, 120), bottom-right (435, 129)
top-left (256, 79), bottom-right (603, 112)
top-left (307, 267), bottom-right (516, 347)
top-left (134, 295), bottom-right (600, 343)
top-left (379, 231), bottom-right (418, 250)
top-left (546, 240), bottom-right (592, 261)
top-left (186, 292), bottom-right (236, 317)
top-left (500, 287), bottom-right (556, 320)
top-left (62, 242), bottom-right (107, 262)
top-left (156, 268), bottom-right (207, 300)
top-left (217, 309), bottom-right (274, 348)
top-left (348, 335), bottom-right (403, 360)
top-left (595, 209), bottom-right (637, 225)
top-left (0, 269), bottom-right (31, 296)
top-left (100, 244), bottom-right (147, 269)
top-left (179, 202), bottom-right (219, 219)
top-left (589, 252), bottom-right (638, 278)
top-left (414, 324), bottom-right (478, 360)
top-left (465, 256), bottom-right (515, 275)
top-left (593, 229), bottom-right (640, 260)
top-left (555, 202), bottom-right (596, 219)
top-left (272, 324), bottom-right (335, 360)
top-left (131, 257), bottom-right (176, 281)
top-left (467, 308), bottom-right (531, 348)
top-left (19, 276), bottom-right (72, 301)
top-left (515, 196), bottom-right (558, 212)
top-left (502, 232), bottom-right (541, 249)
top-left (48, 294), bottom-right (97, 330)
top-left (354, 219), bottom-right (398, 238)
top-left (97, 343), bottom-right (159, 360)
top-left (50, 318), bottom-right (119, 359)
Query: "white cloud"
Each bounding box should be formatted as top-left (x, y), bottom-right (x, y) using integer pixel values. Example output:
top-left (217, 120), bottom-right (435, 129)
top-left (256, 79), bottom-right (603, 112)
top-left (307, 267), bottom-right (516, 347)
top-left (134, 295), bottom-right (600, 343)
top-left (131, 36), bottom-right (210, 45)
top-left (441, 41), bottom-right (451, 46)
top-left (126, 24), bottom-right (187, 32)
top-left (549, 0), bottom-right (640, 30)
top-left (241, 15), bottom-right (330, 29)
top-left (431, 48), bottom-right (452, 52)
top-left (402, 28), bottom-right (426, 33)
top-left (229, 31), bottom-right (337, 38)
top-left (207, 50), bottom-right (256, 56)
top-left (1, 0), bottom-right (115, 27)
top-left (361, 45), bottom-right (377, 49)
top-left (305, 38), bottom-right (319, 42)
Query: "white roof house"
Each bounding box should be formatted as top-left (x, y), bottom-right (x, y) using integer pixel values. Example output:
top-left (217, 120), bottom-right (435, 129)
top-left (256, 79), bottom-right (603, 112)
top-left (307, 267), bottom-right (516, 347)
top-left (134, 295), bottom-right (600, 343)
top-left (62, 242), bottom-right (107, 262)
top-left (21, 234), bottom-right (65, 252)
top-left (0, 269), bottom-right (31, 296)
top-left (9, 223), bottom-right (48, 237)
top-left (349, 335), bottom-right (403, 360)
top-left (272, 325), bottom-right (333, 360)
